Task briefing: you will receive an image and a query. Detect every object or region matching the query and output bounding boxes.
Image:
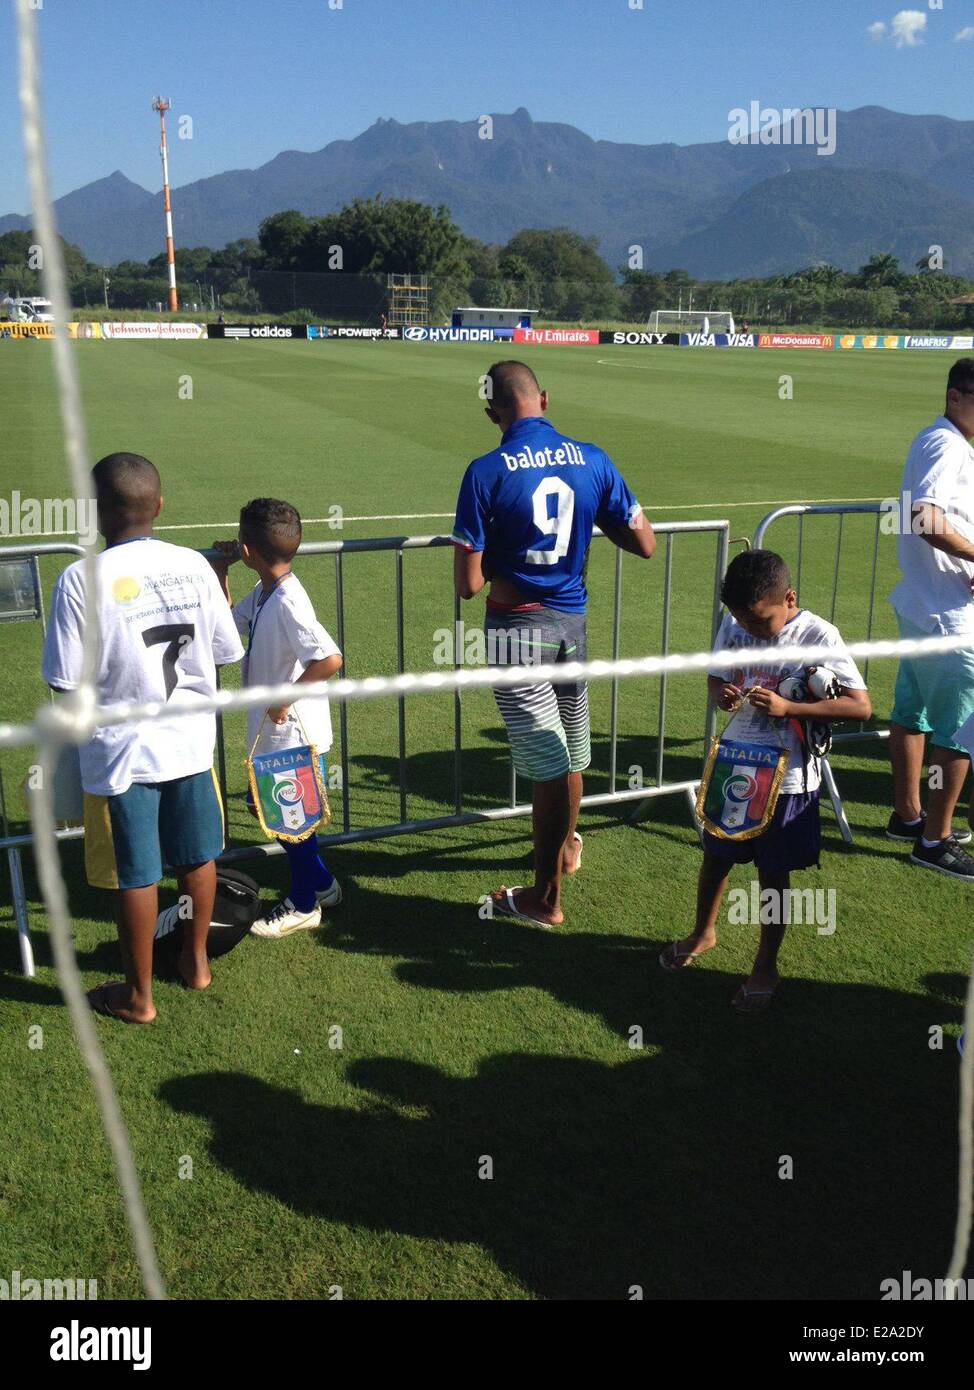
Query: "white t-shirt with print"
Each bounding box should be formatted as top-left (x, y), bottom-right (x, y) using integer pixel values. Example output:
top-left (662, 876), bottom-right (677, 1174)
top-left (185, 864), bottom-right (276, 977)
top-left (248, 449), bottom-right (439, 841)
top-left (233, 572), bottom-right (341, 757)
top-left (888, 416), bottom-right (974, 635)
top-left (41, 537), bottom-right (244, 796)
top-left (709, 608), bottom-right (866, 794)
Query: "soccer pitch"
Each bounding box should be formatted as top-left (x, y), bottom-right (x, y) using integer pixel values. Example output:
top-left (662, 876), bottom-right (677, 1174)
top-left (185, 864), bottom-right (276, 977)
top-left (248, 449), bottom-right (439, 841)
top-left (0, 340), bottom-right (970, 1299)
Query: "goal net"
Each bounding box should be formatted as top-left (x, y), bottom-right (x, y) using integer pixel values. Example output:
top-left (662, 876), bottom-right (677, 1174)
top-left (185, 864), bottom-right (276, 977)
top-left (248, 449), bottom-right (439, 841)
top-left (7, 0), bottom-right (972, 1305)
top-left (646, 309), bottom-right (735, 335)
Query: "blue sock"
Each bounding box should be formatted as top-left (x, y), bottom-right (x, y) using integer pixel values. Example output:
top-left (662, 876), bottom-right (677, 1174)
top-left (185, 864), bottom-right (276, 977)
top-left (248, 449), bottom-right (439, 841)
top-left (283, 836), bottom-right (334, 911)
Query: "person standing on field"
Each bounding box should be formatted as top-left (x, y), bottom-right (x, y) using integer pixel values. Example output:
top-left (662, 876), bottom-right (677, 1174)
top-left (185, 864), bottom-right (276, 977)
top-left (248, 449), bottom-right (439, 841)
top-left (41, 453), bottom-right (244, 1023)
top-left (451, 360), bottom-right (655, 926)
top-left (887, 357), bottom-right (974, 878)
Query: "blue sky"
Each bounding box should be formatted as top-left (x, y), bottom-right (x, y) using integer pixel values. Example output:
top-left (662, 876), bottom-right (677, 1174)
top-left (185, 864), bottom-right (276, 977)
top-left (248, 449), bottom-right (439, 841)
top-left (2, 0), bottom-right (973, 213)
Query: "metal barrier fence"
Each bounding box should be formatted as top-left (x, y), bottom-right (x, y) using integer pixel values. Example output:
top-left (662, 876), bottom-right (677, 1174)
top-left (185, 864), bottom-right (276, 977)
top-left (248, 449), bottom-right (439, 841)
top-left (1, 522), bottom-right (729, 973)
top-left (0, 541), bottom-right (85, 975)
top-left (753, 502), bottom-right (887, 734)
top-left (752, 502), bottom-right (889, 844)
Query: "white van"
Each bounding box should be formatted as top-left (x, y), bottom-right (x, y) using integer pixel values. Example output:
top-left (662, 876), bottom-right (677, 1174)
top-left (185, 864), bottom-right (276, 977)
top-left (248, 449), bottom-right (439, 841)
top-left (1, 296), bottom-right (55, 323)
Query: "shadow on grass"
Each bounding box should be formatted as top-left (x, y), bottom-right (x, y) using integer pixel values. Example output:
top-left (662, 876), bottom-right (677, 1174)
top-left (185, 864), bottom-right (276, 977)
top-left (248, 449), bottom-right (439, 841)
top-left (158, 964), bottom-right (967, 1299)
top-left (337, 725), bottom-right (705, 813)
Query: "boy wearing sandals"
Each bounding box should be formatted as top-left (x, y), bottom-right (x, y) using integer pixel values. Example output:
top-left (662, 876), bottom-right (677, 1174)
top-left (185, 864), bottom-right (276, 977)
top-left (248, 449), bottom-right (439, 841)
top-left (660, 550), bottom-right (871, 1011)
top-left (210, 499), bottom-right (343, 938)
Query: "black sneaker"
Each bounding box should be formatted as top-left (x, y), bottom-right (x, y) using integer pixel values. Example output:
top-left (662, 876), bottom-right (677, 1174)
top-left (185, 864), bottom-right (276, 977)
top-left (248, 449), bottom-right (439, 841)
top-left (886, 811), bottom-right (925, 841)
top-left (886, 812), bottom-right (972, 845)
top-left (910, 835), bottom-right (974, 880)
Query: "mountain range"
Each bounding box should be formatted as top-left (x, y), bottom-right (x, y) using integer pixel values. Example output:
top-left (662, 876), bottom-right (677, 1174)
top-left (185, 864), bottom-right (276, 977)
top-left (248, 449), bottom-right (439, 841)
top-left (3, 105), bottom-right (974, 278)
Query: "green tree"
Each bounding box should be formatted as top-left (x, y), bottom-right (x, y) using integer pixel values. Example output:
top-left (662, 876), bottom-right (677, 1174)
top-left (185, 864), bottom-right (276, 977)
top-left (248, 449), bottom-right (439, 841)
top-left (1, 229), bottom-right (93, 294)
top-left (501, 229), bottom-right (616, 320)
top-left (618, 268), bottom-right (666, 320)
top-left (297, 197), bottom-right (470, 277)
top-left (211, 239), bottom-right (263, 274)
top-left (258, 211), bottom-right (313, 271)
top-left (855, 253), bottom-right (902, 289)
top-left (149, 246), bottom-right (215, 278)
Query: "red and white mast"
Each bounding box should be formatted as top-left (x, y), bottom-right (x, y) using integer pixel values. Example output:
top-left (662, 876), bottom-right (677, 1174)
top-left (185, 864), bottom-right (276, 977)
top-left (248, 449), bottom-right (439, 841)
top-left (151, 96), bottom-right (178, 312)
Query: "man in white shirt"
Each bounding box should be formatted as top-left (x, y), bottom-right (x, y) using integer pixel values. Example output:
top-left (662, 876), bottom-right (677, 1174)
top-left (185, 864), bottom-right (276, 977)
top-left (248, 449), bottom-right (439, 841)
top-left (41, 454), bottom-right (244, 1022)
top-left (887, 359), bottom-right (974, 879)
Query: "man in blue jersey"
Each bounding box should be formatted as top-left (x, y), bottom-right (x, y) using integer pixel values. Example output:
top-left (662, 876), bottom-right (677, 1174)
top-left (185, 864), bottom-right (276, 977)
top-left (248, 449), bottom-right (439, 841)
top-left (452, 360), bottom-right (655, 926)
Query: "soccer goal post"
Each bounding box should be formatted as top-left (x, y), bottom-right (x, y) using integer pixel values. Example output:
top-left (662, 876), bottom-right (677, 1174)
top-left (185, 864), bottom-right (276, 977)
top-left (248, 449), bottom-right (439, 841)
top-left (646, 309), bottom-right (735, 335)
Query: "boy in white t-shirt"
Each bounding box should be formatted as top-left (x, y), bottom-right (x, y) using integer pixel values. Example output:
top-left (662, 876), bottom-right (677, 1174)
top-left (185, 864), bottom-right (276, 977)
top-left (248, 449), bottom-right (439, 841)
top-left (41, 453), bottom-right (245, 1024)
top-left (211, 499), bottom-right (343, 938)
top-left (659, 550), bottom-right (871, 1012)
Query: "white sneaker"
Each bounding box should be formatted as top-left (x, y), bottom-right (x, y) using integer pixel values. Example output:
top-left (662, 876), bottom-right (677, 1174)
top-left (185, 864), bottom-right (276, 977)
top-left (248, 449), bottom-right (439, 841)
top-left (317, 879), bottom-right (343, 910)
top-left (250, 897), bottom-right (322, 939)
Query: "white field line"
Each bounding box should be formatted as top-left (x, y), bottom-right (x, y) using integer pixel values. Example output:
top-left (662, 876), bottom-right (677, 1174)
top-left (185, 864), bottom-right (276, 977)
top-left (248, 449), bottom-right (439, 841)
top-left (13, 497), bottom-right (885, 540)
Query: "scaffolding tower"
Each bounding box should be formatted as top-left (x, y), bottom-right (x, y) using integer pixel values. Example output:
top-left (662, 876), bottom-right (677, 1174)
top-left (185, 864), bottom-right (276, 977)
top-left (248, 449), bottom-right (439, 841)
top-left (387, 273), bottom-right (430, 327)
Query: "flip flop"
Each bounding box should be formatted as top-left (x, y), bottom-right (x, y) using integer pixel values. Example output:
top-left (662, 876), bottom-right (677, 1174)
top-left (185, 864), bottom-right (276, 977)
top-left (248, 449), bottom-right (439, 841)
top-left (658, 942), bottom-right (706, 972)
top-left (564, 831), bottom-right (583, 876)
top-left (732, 983), bottom-right (779, 1013)
top-left (87, 981), bottom-right (143, 1024)
top-left (490, 886), bottom-right (556, 928)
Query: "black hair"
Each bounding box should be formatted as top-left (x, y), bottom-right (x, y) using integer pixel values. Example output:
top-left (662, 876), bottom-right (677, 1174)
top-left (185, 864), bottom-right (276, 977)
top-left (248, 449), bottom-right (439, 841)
top-left (239, 497), bottom-right (302, 564)
top-left (91, 452), bottom-right (161, 521)
top-left (947, 358), bottom-right (974, 396)
top-left (720, 549), bottom-right (792, 611)
top-left (485, 360), bottom-right (541, 410)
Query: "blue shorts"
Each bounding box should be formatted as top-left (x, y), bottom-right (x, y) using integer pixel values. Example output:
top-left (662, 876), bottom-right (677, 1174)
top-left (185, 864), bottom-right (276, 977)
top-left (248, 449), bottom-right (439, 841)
top-left (703, 789), bottom-right (821, 875)
top-left (890, 614), bottom-right (974, 752)
top-left (84, 769), bottom-right (225, 891)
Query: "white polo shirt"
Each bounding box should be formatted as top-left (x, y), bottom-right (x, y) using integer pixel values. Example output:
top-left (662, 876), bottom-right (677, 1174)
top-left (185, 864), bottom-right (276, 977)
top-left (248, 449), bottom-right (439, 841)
top-left (888, 416), bottom-right (974, 635)
top-left (41, 537), bottom-right (244, 796)
top-left (233, 573), bottom-right (341, 757)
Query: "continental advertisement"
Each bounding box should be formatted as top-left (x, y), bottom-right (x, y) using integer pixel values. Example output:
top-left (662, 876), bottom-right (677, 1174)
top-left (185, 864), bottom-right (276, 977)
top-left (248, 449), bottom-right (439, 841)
top-left (0, 321), bottom-right (54, 338)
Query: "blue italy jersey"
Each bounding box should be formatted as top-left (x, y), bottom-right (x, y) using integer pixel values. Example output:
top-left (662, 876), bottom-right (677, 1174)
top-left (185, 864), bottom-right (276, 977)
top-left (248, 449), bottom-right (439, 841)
top-left (451, 416), bottom-right (641, 613)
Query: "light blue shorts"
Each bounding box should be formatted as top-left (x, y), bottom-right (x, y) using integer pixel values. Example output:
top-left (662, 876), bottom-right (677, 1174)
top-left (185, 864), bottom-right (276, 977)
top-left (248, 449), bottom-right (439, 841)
top-left (890, 614), bottom-right (974, 752)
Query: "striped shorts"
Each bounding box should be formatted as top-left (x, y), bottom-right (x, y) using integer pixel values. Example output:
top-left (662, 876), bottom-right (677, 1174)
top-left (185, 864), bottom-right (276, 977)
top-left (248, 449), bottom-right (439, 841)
top-left (485, 606), bottom-right (591, 783)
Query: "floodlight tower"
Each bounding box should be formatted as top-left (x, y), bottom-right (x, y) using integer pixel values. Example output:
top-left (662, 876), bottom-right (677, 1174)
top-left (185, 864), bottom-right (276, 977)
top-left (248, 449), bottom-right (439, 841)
top-left (151, 96), bottom-right (178, 312)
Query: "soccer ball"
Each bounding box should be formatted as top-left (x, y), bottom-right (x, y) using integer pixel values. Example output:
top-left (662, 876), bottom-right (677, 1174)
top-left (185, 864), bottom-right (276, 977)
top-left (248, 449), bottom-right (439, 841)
top-left (778, 674), bottom-right (808, 703)
top-left (806, 666), bottom-right (841, 700)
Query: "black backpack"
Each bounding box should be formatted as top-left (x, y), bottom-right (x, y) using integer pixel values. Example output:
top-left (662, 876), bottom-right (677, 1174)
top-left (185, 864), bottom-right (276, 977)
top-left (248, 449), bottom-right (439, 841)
top-left (153, 866), bottom-right (261, 978)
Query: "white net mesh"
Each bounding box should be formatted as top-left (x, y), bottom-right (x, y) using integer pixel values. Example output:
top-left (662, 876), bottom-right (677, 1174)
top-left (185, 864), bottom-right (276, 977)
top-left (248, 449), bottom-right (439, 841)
top-left (9, 0), bottom-right (972, 1299)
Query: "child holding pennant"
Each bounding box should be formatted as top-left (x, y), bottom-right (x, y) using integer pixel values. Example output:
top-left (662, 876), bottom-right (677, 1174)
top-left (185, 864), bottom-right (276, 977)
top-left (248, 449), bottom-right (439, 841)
top-left (660, 550), bottom-right (871, 1011)
top-left (210, 499), bottom-right (343, 938)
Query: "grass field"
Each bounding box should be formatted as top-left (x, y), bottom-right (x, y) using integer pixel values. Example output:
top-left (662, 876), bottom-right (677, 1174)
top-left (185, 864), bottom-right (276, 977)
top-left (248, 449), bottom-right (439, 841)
top-left (1, 338), bottom-right (971, 1300)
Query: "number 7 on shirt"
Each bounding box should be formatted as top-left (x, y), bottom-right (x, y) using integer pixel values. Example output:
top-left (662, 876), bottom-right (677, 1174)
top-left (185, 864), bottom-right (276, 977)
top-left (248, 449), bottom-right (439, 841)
top-left (142, 623), bottom-right (195, 700)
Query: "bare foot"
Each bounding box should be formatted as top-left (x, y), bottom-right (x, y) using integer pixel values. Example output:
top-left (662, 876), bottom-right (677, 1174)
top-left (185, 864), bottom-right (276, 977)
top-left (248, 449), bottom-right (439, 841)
top-left (490, 886), bottom-right (564, 927)
top-left (176, 952), bottom-right (212, 991)
top-left (732, 969), bottom-right (780, 1012)
top-left (659, 933), bottom-right (717, 971)
top-left (562, 833), bottom-right (583, 876)
top-left (87, 980), bottom-right (156, 1025)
